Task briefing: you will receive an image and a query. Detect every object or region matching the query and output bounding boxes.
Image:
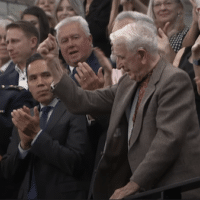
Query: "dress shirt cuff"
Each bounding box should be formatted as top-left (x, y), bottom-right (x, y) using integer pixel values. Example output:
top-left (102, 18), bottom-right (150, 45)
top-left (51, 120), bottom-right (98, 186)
top-left (86, 114), bottom-right (96, 126)
top-left (31, 129), bottom-right (43, 146)
top-left (18, 143), bottom-right (30, 159)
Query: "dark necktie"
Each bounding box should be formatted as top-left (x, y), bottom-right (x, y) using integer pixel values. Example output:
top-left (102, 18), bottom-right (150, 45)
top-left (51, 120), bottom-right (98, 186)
top-left (40, 106), bottom-right (52, 130)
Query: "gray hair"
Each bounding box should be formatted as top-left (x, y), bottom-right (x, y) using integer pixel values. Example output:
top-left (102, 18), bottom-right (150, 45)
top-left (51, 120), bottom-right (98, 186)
top-left (110, 20), bottom-right (158, 56)
top-left (115, 11), bottom-right (154, 25)
top-left (0, 19), bottom-right (12, 29)
top-left (55, 16), bottom-right (91, 41)
top-left (55, 0), bottom-right (85, 19)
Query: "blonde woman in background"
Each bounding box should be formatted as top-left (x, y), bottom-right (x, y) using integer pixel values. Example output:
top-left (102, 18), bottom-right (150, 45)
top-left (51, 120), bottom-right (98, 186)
top-left (147, 0), bottom-right (188, 53)
top-left (55, 0), bottom-right (85, 23)
top-left (35, 0), bottom-right (59, 29)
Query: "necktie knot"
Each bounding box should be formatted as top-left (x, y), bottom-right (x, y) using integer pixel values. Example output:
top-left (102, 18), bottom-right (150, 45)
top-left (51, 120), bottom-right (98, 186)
top-left (41, 106), bottom-right (52, 114)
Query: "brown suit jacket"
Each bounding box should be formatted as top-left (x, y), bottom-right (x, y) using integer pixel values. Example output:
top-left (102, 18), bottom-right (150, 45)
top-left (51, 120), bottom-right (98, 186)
top-left (54, 57), bottom-right (200, 199)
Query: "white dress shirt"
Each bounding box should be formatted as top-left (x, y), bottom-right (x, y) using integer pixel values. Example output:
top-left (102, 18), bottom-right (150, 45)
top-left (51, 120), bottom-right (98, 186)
top-left (15, 65), bottom-right (28, 90)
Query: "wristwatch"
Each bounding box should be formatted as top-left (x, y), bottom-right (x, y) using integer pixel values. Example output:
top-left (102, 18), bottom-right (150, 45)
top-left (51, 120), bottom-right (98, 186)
top-left (193, 59), bottom-right (200, 66)
top-left (50, 81), bottom-right (57, 91)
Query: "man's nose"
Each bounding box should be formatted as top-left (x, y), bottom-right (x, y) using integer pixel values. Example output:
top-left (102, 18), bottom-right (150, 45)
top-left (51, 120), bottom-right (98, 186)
top-left (37, 77), bottom-right (44, 86)
top-left (6, 42), bottom-right (12, 51)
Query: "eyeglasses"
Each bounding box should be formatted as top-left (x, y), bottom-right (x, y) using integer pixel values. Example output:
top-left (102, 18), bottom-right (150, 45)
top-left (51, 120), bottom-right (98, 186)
top-left (153, 0), bottom-right (174, 9)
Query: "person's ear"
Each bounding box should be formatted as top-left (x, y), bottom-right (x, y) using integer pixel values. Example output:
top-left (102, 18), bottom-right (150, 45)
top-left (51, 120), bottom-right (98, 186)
top-left (30, 36), bottom-right (38, 49)
top-left (137, 48), bottom-right (147, 65)
top-left (88, 34), bottom-right (93, 46)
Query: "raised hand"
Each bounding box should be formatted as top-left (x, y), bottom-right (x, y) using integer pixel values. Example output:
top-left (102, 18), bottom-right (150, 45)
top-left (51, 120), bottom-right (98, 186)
top-left (75, 62), bottom-right (104, 90)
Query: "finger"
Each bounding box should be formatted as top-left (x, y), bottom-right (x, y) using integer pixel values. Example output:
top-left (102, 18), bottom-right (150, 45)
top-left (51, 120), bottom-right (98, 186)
top-left (23, 106), bottom-right (31, 115)
top-left (162, 22), bottom-right (170, 35)
top-left (82, 62), bottom-right (96, 77)
top-left (12, 117), bottom-right (18, 128)
top-left (76, 66), bottom-right (84, 76)
top-left (74, 73), bottom-right (82, 83)
top-left (34, 106), bottom-right (40, 118)
top-left (158, 28), bottom-right (165, 38)
top-left (11, 109), bottom-right (21, 120)
top-left (97, 67), bottom-right (104, 80)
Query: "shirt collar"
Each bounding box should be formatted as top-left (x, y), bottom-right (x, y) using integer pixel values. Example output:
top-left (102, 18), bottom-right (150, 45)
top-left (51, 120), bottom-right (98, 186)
top-left (15, 64), bottom-right (26, 74)
top-left (1, 60), bottom-right (12, 72)
top-left (40, 98), bottom-right (59, 110)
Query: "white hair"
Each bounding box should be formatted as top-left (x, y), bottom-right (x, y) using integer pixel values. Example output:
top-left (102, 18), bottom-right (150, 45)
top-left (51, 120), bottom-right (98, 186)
top-left (0, 19), bottom-right (12, 29)
top-left (55, 16), bottom-right (91, 40)
top-left (115, 11), bottom-right (154, 25)
top-left (110, 20), bottom-right (158, 55)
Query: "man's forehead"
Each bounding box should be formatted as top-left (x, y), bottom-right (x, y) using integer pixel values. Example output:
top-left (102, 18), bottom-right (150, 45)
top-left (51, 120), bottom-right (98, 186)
top-left (58, 22), bottom-right (86, 37)
top-left (6, 28), bottom-right (25, 38)
top-left (28, 59), bottom-right (48, 72)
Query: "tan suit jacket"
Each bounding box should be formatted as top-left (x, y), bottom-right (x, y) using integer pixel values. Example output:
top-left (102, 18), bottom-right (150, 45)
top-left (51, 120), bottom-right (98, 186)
top-left (54, 57), bottom-right (200, 199)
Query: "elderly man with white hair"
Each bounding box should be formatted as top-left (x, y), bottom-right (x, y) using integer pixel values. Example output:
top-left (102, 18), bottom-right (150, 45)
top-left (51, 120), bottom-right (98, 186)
top-left (38, 15), bottom-right (200, 199)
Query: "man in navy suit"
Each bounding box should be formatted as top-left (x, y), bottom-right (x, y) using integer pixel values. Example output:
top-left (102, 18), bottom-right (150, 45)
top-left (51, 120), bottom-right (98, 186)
top-left (55, 16), bottom-right (103, 89)
top-left (0, 21), bottom-right (39, 87)
top-left (1, 53), bottom-right (89, 199)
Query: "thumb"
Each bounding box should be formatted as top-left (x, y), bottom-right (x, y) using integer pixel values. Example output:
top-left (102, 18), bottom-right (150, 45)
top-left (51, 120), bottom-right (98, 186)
top-left (163, 22), bottom-right (170, 36)
top-left (34, 106), bottom-right (40, 118)
top-left (97, 67), bottom-right (104, 82)
top-left (158, 28), bottom-right (165, 38)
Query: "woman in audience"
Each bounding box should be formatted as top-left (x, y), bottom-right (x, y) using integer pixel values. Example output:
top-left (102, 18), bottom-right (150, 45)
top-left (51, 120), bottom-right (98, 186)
top-left (108, 0), bottom-right (148, 35)
top-left (35, 0), bottom-right (59, 29)
top-left (21, 6), bottom-right (50, 43)
top-left (56, 0), bottom-right (85, 23)
top-left (173, 0), bottom-right (200, 124)
top-left (147, 0), bottom-right (188, 53)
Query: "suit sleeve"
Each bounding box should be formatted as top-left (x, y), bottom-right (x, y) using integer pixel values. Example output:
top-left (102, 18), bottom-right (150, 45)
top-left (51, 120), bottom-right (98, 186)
top-left (30, 113), bottom-right (89, 176)
top-left (1, 127), bottom-right (31, 180)
top-left (54, 73), bottom-right (116, 115)
top-left (130, 69), bottom-right (198, 189)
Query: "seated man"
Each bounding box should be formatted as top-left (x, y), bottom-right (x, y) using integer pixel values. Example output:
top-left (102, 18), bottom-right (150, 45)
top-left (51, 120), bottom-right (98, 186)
top-left (38, 18), bottom-right (200, 199)
top-left (1, 53), bottom-right (89, 199)
top-left (0, 20), bottom-right (39, 153)
top-left (55, 16), bottom-right (106, 90)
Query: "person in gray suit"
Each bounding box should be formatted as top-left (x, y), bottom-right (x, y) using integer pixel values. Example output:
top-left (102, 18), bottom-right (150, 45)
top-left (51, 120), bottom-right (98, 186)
top-left (1, 53), bottom-right (89, 199)
top-left (37, 16), bottom-right (200, 199)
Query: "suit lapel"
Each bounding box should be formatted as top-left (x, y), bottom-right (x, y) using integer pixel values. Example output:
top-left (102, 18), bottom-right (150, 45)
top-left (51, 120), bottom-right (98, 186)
top-left (106, 76), bottom-right (138, 142)
top-left (44, 101), bottom-right (66, 135)
top-left (129, 58), bottom-right (167, 148)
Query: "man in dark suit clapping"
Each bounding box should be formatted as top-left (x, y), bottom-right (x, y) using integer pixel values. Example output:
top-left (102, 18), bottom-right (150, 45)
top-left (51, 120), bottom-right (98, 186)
top-left (1, 53), bottom-right (89, 199)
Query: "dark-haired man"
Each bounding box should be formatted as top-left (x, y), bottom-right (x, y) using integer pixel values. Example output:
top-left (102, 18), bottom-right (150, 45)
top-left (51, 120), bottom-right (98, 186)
top-left (1, 53), bottom-right (89, 199)
top-left (0, 20), bottom-right (39, 87)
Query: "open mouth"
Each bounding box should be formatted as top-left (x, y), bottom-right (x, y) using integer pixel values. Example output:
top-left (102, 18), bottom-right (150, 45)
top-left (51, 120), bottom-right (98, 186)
top-left (37, 90), bottom-right (49, 95)
top-left (69, 51), bottom-right (79, 55)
